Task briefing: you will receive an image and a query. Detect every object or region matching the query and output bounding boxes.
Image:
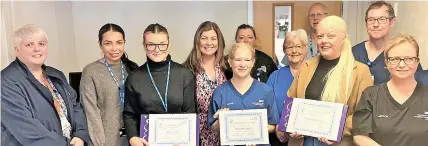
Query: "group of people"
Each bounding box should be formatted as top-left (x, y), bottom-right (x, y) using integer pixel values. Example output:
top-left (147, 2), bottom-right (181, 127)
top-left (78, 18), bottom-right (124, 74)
top-left (2, 1), bottom-right (428, 146)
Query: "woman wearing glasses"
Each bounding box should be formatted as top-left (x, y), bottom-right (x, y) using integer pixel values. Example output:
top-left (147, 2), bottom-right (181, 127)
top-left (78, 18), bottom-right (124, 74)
top-left (208, 43), bottom-right (279, 146)
top-left (287, 16), bottom-right (373, 146)
top-left (353, 34), bottom-right (428, 146)
top-left (268, 29), bottom-right (309, 144)
top-left (124, 23), bottom-right (196, 146)
top-left (80, 23), bottom-right (138, 146)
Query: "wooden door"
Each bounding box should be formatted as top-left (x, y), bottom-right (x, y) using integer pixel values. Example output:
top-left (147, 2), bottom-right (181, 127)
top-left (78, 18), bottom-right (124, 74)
top-left (253, 1), bottom-right (342, 60)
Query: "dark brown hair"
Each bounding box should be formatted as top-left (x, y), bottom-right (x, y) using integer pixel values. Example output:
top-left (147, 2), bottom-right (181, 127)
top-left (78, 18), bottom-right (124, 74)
top-left (98, 23), bottom-right (138, 72)
top-left (142, 23), bottom-right (169, 44)
top-left (183, 21), bottom-right (226, 73)
top-left (365, 1), bottom-right (395, 22)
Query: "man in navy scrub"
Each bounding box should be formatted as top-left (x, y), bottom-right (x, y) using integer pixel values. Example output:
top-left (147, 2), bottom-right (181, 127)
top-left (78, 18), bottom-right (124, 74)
top-left (208, 43), bottom-right (279, 146)
top-left (352, 1), bottom-right (425, 84)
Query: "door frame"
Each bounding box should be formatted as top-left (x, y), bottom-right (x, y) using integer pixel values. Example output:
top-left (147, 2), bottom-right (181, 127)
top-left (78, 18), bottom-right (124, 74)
top-left (271, 3), bottom-right (294, 61)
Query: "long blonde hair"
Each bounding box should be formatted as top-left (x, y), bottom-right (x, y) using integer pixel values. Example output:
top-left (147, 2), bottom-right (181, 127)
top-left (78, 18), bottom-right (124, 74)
top-left (319, 16), bottom-right (355, 103)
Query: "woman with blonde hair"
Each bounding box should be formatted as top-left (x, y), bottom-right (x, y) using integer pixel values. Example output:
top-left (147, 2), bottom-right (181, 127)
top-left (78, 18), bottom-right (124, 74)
top-left (1, 24), bottom-right (89, 146)
top-left (353, 34), bottom-right (428, 146)
top-left (268, 29), bottom-right (309, 144)
top-left (208, 43), bottom-right (278, 146)
top-left (286, 16), bottom-right (373, 146)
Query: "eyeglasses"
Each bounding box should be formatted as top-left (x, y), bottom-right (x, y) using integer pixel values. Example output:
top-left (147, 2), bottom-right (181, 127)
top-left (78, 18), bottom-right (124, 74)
top-left (145, 43), bottom-right (169, 51)
top-left (387, 57), bottom-right (419, 65)
top-left (309, 13), bottom-right (327, 19)
top-left (284, 44), bottom-right (304, 52)
top-left (366, 17), bottom-right (390, 24)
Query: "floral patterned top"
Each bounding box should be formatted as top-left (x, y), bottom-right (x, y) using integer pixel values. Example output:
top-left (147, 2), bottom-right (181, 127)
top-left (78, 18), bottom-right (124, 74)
top-left (197, 66), bottom-right (227, 146)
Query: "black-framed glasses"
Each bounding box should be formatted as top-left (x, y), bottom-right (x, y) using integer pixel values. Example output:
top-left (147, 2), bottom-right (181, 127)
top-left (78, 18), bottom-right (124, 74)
top-left (145, 43), bottom-right (169, 51)
top-left (366, 17), bottom-right (390, 24)
top-left (387, 57), bottom-right (419, 65)
top-left (309, 13), bottom-right (327, 19)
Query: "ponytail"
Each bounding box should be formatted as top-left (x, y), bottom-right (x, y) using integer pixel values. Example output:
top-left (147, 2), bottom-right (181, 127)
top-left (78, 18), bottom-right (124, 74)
top-left (121, 52), bottom-right (138, 72)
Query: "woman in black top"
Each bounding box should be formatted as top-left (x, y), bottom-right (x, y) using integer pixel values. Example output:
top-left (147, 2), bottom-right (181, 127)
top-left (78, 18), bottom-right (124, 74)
top-left (353, 34), bottom-right (428, 146)
top-left (123, 23), bottom-right (196, 146)
top-left (225, 24), bottom-right (278, 83)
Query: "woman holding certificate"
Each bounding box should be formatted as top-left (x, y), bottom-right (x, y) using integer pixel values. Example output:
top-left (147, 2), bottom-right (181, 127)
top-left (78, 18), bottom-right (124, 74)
top-left (353, 34), bottom-right (428, 146)
top-left (287, 16), bottom-right (373, 146)
top-left (123, 23), bottom-right (197, 146)
top-left (208, 42), bottom-right (279, 146)
top-left (183, 21), bottom-right (227, 146)
top-left (268, 29), bottom-right (309, 144)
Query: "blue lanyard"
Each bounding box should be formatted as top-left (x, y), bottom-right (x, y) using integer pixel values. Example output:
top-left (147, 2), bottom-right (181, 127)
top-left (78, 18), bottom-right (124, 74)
top-left (309, 37), bottom-right (315, 57)
top-left (146, 61), bottom-right (171, 113)
top-left (45, 75), bottom-right (68, 115)
top-left (104, 58), bottom-right (125, 105)
top-left (45, 75), bottom-right (61, 100)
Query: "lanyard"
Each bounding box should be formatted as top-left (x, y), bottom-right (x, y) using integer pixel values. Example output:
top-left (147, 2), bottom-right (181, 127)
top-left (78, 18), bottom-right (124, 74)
top-left (146, 61), bottom-right (171, 113)
top-left (45, 75), bottom-right (68, 115)
top-left (309, 37), bottom-right (315, 57)
top-left (104, 58), bottom-right (125, 105)
top-left (45, 75), bottom-right (61, 101)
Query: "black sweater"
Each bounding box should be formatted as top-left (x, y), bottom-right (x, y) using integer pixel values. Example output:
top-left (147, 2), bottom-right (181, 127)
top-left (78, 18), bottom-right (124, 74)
top-left (305, 56), bottom-right (340, 101)
top-left (123, 55), bottom-right (196, 139)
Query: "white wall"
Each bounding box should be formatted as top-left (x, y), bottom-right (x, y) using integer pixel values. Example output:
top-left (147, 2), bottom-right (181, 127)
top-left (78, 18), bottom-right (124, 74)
top-left (1, 1), bottom-right (248, 78)
top-left (72, 1), bottom-right (248, 70)
top-left (1, 1), bottom-right (77, 76)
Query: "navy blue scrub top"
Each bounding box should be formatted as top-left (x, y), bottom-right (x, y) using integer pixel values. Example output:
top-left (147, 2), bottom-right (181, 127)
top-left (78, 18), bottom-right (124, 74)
top-left (352, 41), bottom-right (424, 84)
top-left (208, 79), bottom-right (279, 128)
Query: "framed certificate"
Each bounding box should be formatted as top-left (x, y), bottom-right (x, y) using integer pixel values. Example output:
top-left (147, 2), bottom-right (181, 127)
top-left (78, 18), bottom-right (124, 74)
top-left (278, 97), bottom-right (348, 142)
top-left (140, 114), bottom-right (199, 146)
top-left (219, 109), bottom-right (269, 145)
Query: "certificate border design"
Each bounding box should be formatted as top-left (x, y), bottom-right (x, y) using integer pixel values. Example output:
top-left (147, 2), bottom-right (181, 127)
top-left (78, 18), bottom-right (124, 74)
top-left (293, 102), bottom-right (335, 136)
top-left (153, 118), bottom-right (191, 145)
top-left (223, 112), bottom-right (265, 143)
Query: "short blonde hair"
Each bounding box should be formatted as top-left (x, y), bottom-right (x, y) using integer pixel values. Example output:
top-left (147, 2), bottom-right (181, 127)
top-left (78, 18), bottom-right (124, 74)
top-left (229, 42), bottom-right (255, 59)
top-left (12, 24), bottom-right (48, 49)
top-left (385, 34), bottom-right (419, 58)
top-left (283, 29), bottom-right (309, 51)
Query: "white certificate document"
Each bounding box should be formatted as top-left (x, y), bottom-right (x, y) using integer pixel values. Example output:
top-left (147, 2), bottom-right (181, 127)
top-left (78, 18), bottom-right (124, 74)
top-left (286, 98), bottom-right (347, 141)
top-left (148, 114), bottom-right (197, 146)
top-left (219, 109), bottom-right (269, 145)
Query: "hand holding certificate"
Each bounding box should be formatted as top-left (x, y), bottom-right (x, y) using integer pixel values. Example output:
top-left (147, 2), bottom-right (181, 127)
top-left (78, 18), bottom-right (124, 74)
top-left (219, 109), bottom-right (269, 145)
top-left (140, 114), bottom-right (199, 146)
top-left (278, 97), bottom-right (348, 142)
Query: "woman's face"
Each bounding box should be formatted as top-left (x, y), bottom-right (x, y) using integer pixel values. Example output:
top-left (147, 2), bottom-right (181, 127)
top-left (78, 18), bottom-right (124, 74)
top-left (228, 47), bottom-right (254, 79)
top-left (15, 34), bottom-right (48, 68)
top-left (386, 42), bottom-right (419, 80)
top-left (199, 29), bottom-right (218, 57)
top-left (316, 24), bottom-right (344, 60)
top-left (100, 31), bottom-right (125, 63)
top-left (144, 32), bottom-right (170, 62)
top-left (236, 28), bottom-right (255, 47)
top-left (284, 38), bottom-right (307, 64)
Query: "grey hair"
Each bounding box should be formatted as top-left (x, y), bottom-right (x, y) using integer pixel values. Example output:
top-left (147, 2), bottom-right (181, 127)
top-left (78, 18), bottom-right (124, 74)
top-left (12, 24), bottom-right (48, 49)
